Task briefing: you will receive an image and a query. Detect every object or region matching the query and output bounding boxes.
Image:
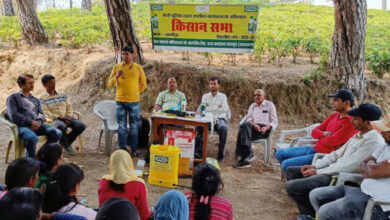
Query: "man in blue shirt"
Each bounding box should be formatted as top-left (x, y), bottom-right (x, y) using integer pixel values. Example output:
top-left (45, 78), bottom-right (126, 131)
top-left (6, 74), bottom-right (61, 158)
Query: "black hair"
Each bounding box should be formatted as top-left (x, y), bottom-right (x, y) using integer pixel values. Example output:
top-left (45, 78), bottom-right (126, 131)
top-left (42, 163), bottom-right (84, 213)
top-left (5, 157), bottom-right (40, 190)
top-left (167, 75), bottom-right (177, 82)
top-left (96, 197), bottom-right (140, 220)
top-left (191, 163), bottom-right (224, 220)
top-left (0, 187), bottom-right (43, 220)
top-left (349, 100), bottom-right (355, 107)
top-left (17, 74), bottom-right (34, 87)
top-left (41, 74), bottom-right (55, 84)
top-left (210, 77), bottom-right (221, 84)
top-left (122, 46), bottom-right (134, 54)
top-left (37, 143), bottom-right (63, 176)
top-left (109, 181), bottom-right (125, 192)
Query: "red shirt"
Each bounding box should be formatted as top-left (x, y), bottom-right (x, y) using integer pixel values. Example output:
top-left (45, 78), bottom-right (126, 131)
top-left (185, 192), bottom-right (233, 220)
top-left (312, 112), bottom-right (358, 153)
top-left (98, 179), bottom-right (151, 220)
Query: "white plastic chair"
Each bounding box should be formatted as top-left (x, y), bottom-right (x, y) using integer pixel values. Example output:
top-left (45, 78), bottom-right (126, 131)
top-left (274, 123), bottom-right (320, 150)
top-left (336, 172), bottom-right (390, 220)
top-left (239, 114), bottom-right (276, 166)
top-left (93, 100), bottom-right (118, 155)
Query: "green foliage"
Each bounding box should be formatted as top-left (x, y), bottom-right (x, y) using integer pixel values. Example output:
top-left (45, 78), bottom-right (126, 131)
top-left (0, 1), bottom-right (389, 73)
top-left (367, 48), bottom-right (390, 78)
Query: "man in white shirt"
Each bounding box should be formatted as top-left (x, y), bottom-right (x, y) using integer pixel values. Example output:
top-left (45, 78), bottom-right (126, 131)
top-left (309, 113), bottom-right (390, 220)
top-left (195, 77), bottom-right (230, 162)
top-left (285, 103), bottom-right (384, 218)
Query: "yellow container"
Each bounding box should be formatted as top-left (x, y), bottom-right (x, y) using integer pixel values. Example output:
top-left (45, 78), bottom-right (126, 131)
top-left (148, 144), bottom-right (180, 188)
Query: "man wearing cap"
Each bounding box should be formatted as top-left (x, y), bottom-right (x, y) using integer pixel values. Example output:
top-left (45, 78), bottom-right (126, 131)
top-left (276, 89), bottom-right (358, 171)
top-left (285, 103), bottom-right (385, 219)
top-left (107, 46), bottom-right (147, 155)
top-left (309, 113), bottom-right (390, 220)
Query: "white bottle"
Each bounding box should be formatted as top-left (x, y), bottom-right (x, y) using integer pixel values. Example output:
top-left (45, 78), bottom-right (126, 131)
top-left (248, 16), bottom-right (254, 33)
top-left (153, 14), bottom-right (159, 31)
top-left (181, 98), bottom-right (187, 111)
top-left (253, 18), bottom-right (257, 34)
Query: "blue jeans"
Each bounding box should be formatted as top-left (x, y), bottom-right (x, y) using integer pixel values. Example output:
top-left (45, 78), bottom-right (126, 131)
top-left (310, 185), bottom-right (390, 220)
top-left (116, 101), bottom-right (140, 151)
top-left (19, 124), bottom-right (62, 158)
top-left (52, 213), bottom-right (87, 220)
top-left (275, 146), bottom-right (317, 171)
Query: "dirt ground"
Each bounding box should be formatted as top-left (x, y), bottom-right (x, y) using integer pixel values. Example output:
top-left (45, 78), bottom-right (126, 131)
top-left (0, 43), bottom-right (387, 220)
top-left (0, 113), bottom-right (306, 220)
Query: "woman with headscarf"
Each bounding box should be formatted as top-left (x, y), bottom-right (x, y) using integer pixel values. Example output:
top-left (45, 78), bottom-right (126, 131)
top-left (153, 190), bottom-right (189, 220)
top-left (98, 149), bottom-right (151, 220)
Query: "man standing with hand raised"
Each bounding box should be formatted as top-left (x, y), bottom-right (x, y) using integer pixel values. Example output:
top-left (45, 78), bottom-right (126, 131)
top-left (108, 46), bottom-right (147, 156)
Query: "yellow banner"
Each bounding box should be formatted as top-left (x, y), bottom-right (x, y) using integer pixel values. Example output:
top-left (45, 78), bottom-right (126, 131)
top-left (150, 4), bottom-right (259, 53)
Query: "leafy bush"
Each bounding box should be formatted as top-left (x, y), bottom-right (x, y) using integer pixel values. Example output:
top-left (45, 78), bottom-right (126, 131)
top-left (367, 48), bottom-right (390, 78)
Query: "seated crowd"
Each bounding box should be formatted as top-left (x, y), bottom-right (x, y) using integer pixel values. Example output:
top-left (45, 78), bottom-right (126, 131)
top-left (1, 47), bottom-right (389, 220)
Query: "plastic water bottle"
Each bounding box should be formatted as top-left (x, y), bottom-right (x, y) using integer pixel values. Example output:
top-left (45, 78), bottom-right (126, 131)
top-left (181, 98), bottom-right (187, 111)
top-left (177, 101), bottom-right (181, 111)
top-left (200, 102), bottom-right (206, 117)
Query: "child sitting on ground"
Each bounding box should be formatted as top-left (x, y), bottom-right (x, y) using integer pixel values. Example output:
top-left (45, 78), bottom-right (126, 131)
top-left (186, 163), bottom-right (233, 220)
top-left (35, 143), bottom-right (63, 190)
top-left (0, 157), bottom-right (40, 199)
top-left (42, 163), bottom-right (96, 220)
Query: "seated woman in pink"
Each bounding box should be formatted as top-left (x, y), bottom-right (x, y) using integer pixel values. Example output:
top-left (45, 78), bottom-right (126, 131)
top-left (186, 163), bottom-right (233, 220)
top-left (98, 149), bottom-right (151, 220)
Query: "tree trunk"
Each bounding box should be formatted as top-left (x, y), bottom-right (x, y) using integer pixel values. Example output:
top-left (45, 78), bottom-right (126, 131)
top-left (103, 0), bottom-right (144, 64)
top-left (3, 0), bottom-right (15, 16)
top-left (53, 0), bottom-right (55, 9)
top-left (69, 0), bottom-right (72, 8)
top-left (331, 0), bottom-right (367, 101)
top-left (382, 0), bottom-right (387, 10)
top-left (15, 0), bottom-right (48, 44)
top-left (82, 0), bottom-right (91, 11)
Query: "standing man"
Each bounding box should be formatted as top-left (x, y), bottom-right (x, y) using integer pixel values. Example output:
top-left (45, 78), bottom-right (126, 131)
top-left (6, 74), bottom-right (62, 158)
top-left (233, 89), bottom-right (278, 168)
top-left (286, 103), bottom-right (384, 219)
top-left (40, 74), bottom-right (86, 155)
top-left (276, 89), bottom-right (358, 171)
top-left (108, 46), bottom-right (147, 155)
top-left (195, 77), bottom-right (230, 162)
top-left (154, 76), bottom-right (186, 112)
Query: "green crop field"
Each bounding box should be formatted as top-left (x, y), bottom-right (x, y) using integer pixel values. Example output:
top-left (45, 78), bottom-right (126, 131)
top-left (0, 1), bottom-right (389, 75)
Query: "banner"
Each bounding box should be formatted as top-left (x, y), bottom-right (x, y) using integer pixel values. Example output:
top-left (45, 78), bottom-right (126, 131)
top-left (150, 4), bottom-right (259, 53)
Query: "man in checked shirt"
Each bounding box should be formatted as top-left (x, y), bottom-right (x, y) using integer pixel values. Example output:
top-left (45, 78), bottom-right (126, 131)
top-left (233, 89), bottom-right (278, 168)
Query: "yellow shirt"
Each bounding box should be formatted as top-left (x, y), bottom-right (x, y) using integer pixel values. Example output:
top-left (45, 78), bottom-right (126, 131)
top-left (40, 91), bottom-right (73, 124)
top-left (107, 62), bottom-right (147, 102)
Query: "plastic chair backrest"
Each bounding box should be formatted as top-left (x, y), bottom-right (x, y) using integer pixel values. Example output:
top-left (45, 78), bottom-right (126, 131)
top-left (93, 100), bottom-right (117, 129)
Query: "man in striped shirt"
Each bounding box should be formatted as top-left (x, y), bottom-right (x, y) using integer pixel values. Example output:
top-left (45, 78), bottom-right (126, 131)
top-left (40, 75), bottom-right (85, 155)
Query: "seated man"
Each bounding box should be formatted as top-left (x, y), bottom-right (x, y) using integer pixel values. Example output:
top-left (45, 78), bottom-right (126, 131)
top-left (40, 74), bottom-right (86, 155)
top-left (154, 76), bottom-right (186, 112)
top-left (6, 74), bottom-right (62, 158)
top-left (276, 89), bottom-right (358, 171)
top-left (309, 113), bottom-right (390, 220)
top-left (194, 77), bottom-right (230, 162)
top-left (285, 103), bottom-right (384, 219)
top-left (233, 89), bottom-right (278, 168)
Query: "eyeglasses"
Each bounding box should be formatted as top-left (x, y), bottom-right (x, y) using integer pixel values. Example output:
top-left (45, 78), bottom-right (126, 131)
top-left (254, 94), bottom-right (262, 97)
